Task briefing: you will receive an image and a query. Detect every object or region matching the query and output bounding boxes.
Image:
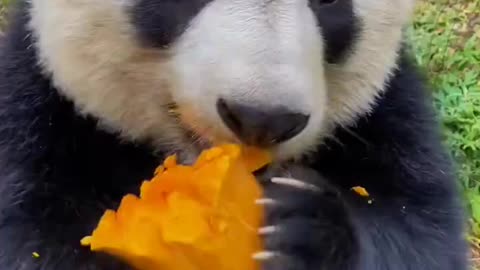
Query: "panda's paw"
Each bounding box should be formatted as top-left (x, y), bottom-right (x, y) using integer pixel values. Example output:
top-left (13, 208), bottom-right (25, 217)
top-left (254, 165), bottom-right (353, 270)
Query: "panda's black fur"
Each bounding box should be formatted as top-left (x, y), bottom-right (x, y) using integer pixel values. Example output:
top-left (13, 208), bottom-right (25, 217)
top-left (0, 1), bottom-right (468, 270)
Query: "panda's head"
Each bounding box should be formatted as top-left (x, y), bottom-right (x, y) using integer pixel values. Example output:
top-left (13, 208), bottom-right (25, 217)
top-left (29, 0), bottom-right (415, 161)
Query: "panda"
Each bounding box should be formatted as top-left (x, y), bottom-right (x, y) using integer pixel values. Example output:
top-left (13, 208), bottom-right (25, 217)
top-left (0, 0), bottom-right (469, 269)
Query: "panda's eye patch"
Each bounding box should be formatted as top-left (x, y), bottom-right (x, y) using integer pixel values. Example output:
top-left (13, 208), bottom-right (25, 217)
top-left (130, 0), bottom-right (212, 48)
top-left (309, 0), bottom-right (359, 63)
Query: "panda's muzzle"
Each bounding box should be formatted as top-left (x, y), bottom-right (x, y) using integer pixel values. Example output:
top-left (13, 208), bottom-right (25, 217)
top-left (216, 98), bottom-right (310, 147)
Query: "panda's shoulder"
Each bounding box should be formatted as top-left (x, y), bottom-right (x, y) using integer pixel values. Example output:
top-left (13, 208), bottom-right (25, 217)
top-left (331, 51), bottom-right (439, 148)
top-left (371, 51), bottom-right (439, 137)
top-left (310, 52), bottom-right (451, 186)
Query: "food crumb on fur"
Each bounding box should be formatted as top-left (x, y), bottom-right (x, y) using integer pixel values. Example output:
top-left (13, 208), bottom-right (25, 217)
top-left (351, 186), bottom-right (370, 197)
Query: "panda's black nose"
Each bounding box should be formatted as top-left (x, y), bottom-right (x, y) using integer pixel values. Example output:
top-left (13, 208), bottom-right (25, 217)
top-left (216, 98), bottom-right (309, 146)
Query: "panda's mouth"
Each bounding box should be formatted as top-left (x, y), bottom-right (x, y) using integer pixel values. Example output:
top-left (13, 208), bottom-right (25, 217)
top-left (182, 126), bottom-right (214, 151)
top-left (166, 101), bottom-right (307, 164)
top-left (166, 101), bottom-right (312, 165)
top-left (166, 102), bottom-right (237, 152)
top-left (173, 117), bottom-right (282, 174)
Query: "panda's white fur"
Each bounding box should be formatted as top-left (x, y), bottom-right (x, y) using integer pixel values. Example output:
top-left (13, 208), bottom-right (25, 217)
top-left (29, 0), bottom-right (415, 161)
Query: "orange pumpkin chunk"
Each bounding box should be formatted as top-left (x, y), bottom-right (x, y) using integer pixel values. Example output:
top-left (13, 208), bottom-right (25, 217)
top-left (81, 144), bottom-right (271, 270)
top-left (351, 186), bottom-right (370, 197)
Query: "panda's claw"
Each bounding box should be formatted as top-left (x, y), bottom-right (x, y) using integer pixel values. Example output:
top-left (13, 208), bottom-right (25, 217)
top-left (258, 225), bottom-right (280, 235)
top-left (255, 198), bottom-right (278, 206)
top-left (270, 177), bottom-right (321, 192)
top-left (252, 251), bottom-right (278, 261)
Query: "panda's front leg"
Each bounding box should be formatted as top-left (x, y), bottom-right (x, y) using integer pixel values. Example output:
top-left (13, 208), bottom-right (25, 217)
top-left (256, 165), bottom-right (358, 270)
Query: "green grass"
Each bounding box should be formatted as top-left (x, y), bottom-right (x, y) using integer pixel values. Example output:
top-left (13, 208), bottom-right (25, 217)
top-left (0, 0), bottom-right (479, 266)
top-left (408, 0), bottom-right (480, 266)
top-left (409, 0), bottom-right (480, 232)
top-left (0, 0), bottom-right (10, 29)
